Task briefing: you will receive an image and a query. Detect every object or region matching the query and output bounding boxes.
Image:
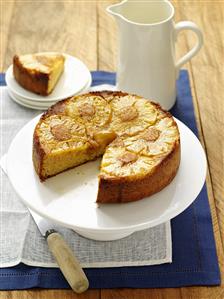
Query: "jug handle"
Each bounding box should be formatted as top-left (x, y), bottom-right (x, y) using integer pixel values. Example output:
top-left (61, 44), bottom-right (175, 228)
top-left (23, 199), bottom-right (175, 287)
top-left (174, 21), bottom-right (203, 78)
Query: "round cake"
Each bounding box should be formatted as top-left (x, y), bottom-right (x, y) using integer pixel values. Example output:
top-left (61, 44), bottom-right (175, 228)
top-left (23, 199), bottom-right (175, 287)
top-left (33, 91), bottom-right (180, 203)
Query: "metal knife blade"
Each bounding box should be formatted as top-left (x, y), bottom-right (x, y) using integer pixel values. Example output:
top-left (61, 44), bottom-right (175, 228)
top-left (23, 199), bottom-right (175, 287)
top-left (28, 208), bottom-right (57, 237)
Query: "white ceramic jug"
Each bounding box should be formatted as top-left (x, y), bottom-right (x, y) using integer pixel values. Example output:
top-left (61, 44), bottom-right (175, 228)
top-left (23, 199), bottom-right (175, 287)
top-left (107, 0), bottom-right (203, 110)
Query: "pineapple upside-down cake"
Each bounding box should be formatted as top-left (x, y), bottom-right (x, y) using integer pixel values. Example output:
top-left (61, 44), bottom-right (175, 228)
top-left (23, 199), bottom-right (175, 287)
top-left (33, 91), bottom-right (180, 203)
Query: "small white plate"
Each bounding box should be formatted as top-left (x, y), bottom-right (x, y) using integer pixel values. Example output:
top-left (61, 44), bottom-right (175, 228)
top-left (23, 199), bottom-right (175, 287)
top-left (7, 74), bottom-right (92, 110)
top-left (8, 89), bottom-right (50, 110)
top-left (6, 115), bottom-right (207, 241)
top-left (5, 53), bottom-right (91, 102)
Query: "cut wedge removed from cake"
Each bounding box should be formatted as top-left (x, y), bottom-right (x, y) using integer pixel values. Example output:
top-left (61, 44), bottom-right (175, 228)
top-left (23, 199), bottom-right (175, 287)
top-left (33, 91), bottom-right (180, 203)
top-left (13, 52), bottom-right (65, 95)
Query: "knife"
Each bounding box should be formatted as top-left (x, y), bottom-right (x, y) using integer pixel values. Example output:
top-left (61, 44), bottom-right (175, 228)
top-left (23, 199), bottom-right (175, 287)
top-left (28, 208), bottom-right (89, 293)
top-left (0, 154), bottom-right (89, 293)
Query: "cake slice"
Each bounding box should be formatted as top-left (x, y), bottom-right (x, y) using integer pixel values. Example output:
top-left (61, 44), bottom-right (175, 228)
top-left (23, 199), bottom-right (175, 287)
top-left (13, 52), bottom-right (65, 96)
top-left (33, 95), bottom-right (115, 180)
top-left (97, 120), bottom-right (180, 203)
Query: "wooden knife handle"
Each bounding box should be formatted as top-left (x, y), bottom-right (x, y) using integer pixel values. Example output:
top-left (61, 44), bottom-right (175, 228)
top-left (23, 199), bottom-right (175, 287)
top-left (46, 231), bottom-right (89, 293)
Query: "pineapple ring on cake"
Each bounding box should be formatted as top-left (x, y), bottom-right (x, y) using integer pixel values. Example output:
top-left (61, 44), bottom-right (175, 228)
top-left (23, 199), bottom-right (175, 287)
top-left (36, 115), bottom-right (86, 142)
top-left (119, 118), bottom-right (179, 157)
top-left (65, 94), bottom-right (112, 128)
top-left (100, 146), bottom-right (162, 178)
top-left (33, 91), bottom-right (180, 203)
top-left (110, 95), bottom-right (158, 136)
top-left (34, 115), bottom-right (87, 153)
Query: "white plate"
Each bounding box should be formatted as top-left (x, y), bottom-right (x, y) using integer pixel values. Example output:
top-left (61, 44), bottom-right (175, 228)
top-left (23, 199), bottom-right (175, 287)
top-left (5, 53), bottom-right (91, 102)
top-left (7, 89), bottom-right (50, 110)
top-left (7, 69), bottom-right (92, 105)
top-left (7, 75), bottom-right (92, 110)
top-left (6, 116), bottom-right (207, 240)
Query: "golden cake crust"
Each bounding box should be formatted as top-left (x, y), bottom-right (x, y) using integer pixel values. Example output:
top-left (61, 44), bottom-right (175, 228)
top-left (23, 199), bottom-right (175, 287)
top-left (13, 55), bottom-right (49, 95)
top-left (13, 53), bottom-right (65, 96)
top-left (33, 91), bottom-right (180, 203)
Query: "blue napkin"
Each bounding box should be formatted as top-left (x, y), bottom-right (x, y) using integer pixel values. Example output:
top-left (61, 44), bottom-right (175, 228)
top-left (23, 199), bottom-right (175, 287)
top-left (0, 71), bottom-right (220, 289)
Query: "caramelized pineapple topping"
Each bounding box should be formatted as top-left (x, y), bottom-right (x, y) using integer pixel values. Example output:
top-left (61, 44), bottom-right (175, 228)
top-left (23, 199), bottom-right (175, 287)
top-left (78, 103), bottom-right (95, 117)
top-left (119, 151), bottom-right (138, 166)
top-left (50, 124), bottom-right (72, 141)
top-left (142, 127), bottom-right (160, 142)
top-left (119, 106), bottom-right (139, 122)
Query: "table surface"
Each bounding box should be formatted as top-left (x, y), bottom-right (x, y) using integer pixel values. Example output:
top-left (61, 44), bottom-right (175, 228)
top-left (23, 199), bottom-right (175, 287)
top-left (1, 0), bottom-right (223, 298)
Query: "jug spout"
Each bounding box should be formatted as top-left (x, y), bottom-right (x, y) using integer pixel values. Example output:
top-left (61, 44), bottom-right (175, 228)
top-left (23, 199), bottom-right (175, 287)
top-left (106, 0), bottom-right (127, 21)
top-left (107, 0), bottom-right (175, 26)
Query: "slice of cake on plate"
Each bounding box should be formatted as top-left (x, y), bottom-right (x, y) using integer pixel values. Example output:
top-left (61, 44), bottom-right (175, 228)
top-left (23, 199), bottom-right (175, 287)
top-left (13, 52), bottom-right (65, 96)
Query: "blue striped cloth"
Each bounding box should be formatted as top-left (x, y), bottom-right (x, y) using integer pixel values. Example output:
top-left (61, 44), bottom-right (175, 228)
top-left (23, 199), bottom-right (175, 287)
top-left (0, 71), bottom-right (221, 289)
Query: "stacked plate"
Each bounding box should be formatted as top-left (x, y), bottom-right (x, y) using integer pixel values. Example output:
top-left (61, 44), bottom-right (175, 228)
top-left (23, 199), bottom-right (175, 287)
top-left (5, 54), bottom-right (92, 110)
